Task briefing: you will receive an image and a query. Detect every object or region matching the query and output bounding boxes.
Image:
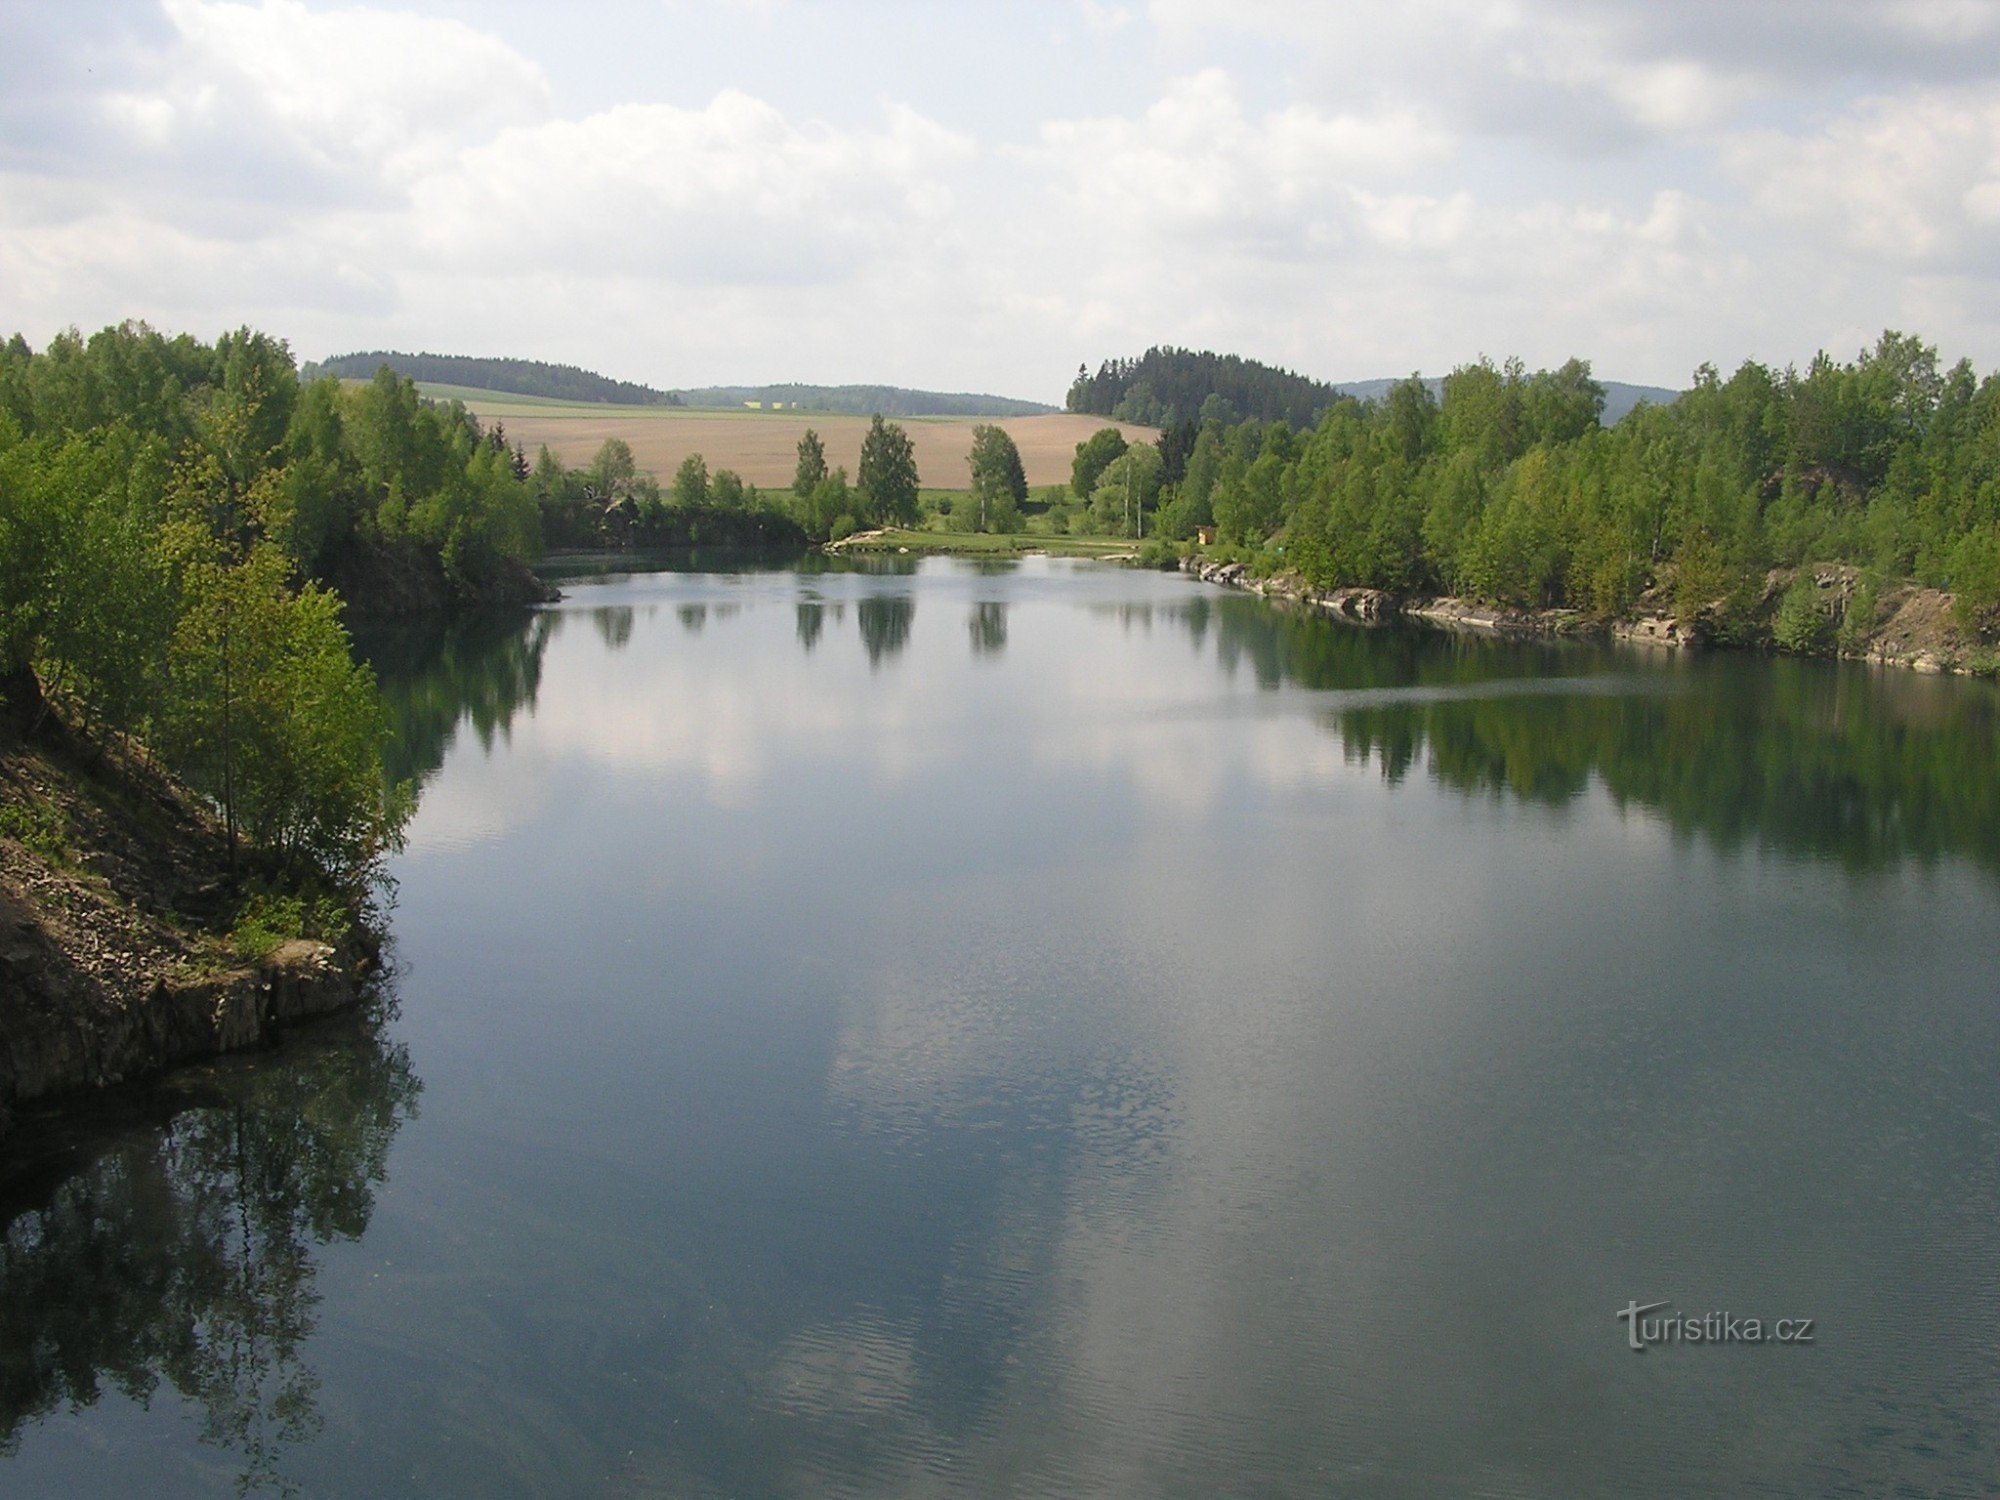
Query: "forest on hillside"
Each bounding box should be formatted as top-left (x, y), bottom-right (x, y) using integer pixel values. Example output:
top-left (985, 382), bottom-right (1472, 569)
top-left (1060, 334), bottom-right (2000, 649)
top-left (1067, 347), bottom-right (1347, 428)
top-left (307, 351), bottom-right (682, 407)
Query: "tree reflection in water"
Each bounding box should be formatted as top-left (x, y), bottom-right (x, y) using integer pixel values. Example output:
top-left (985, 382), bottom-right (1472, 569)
top-left (1188, 595), bottom-right (2000, 873)
top-left (967, 602), bottom-right (1007, 658)
top-left (0, 995), bottom-right (420, 1495)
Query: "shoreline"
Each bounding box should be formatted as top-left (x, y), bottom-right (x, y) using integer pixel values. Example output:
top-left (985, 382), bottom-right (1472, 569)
top-left (1182, 556), bottom-right (1995, 678)
top-left (0, 702), bottom-right (374, 1145)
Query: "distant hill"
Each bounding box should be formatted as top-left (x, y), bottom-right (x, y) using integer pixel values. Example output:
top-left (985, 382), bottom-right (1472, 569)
top-left (679, 384), bottom-right (1056, 418)
top-left (1068, 346), bottom-right (1682, 430)
top-left (1333, 376), bottom-right (1680, 425)
top-left (1067, 348), bottom-right (1341, 428)
top-left (305, 351), bottom-right (681, 407)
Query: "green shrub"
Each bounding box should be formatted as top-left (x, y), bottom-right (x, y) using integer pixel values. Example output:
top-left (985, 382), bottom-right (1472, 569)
top-left (0, 794), bottom-right (67, 860)
top-left (1774, 570), bottom-right (1832, 653)
top-left (1838, 575), bottom-right (1881, 653)
top-left (230, 884), bottom-right (351, 963)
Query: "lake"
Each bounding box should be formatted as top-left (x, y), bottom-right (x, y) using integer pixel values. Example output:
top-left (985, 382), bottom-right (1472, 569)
top-left (5, 556), bottom-right (2000, 1496)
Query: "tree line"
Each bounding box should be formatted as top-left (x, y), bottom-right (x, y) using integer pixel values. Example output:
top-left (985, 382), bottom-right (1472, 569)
top-left (1067, 332), bottom-right (2000, 638)
top-left (1068, 347), bottom-right (1346, 428)
top-left (304, 350), bottom-right (682, 407)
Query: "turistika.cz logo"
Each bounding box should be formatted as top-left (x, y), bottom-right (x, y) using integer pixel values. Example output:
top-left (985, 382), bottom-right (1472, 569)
top-left (1617, 1301), bottom-right (1816, 1353)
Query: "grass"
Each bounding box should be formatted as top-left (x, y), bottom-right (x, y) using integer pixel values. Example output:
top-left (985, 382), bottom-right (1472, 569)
top-left (0, 791), bottom-right (69, 862)
top-left (831, 527), bottom-right (1141, 558)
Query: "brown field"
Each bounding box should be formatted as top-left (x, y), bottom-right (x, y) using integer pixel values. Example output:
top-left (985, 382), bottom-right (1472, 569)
top-left (435, 391), bottom-right (1158, 490)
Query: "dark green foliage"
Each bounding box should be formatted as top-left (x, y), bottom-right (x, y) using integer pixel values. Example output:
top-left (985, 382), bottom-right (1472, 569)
top-left (793, 429), bottom-right (827, 497)
top-left (1070, 426), bottom-right (1128, 499)
top-left (306, 350), bottom-right (681, 406)
top-left (857, 415), bottom-right (920, 527)
top-left (1068, 347), bottom-right (1346, 427)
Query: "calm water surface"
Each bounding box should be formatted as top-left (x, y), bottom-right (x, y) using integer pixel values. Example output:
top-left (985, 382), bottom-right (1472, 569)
top-left (5, 557), bottom-right (2000, 1496)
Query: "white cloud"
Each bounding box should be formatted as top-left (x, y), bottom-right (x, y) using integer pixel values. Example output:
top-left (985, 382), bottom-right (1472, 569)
top-left (8, 1), bottom-right (2000, 394)
top-left (1728, 89), bottom-right (2000, 268)
top-left (112, 0), bottom-right (551, 190)
top-left (415, 93), bottom-right (975, 283)
top-left (1030, 70), bottom-right (1454, 254)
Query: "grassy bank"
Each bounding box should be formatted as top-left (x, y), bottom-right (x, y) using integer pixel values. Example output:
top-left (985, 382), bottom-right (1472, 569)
top-left (824, 527), bottom-right (1145, 559)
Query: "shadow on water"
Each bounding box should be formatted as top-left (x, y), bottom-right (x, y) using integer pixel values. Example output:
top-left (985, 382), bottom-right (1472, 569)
top-left (0, 992), bottom-right (420, 1496)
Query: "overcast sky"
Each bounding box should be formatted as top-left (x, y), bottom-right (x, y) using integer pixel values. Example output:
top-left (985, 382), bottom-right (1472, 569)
top-left (5, 0), bottom-right (2000, 401)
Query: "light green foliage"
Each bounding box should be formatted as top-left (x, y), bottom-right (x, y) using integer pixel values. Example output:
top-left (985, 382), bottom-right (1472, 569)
top-left (156, 432), bottom-right (402, 881)
top-left (0, 792), bottom-right (68, 861)
top-left (966, 424), bottom-right (1028, 533)
top-left (1088, 444), bottom-right (1163, 537)
top-left (0, 330), bottom-right (412, 895)
top-left (857, 414), bottom-right (920, 527)
top-left (1773, 570), bottom-right (1833, 653)
top-left (229, 883), bottom-right (353, 962)
top-left (1158, 331), bottom-right (1998, 644)
top-left (1948, 525), bottom-right (2000, 627)
top-left (1839, 575), bottom-right (1881, 652)
top-left (672, 452), bottom-right (709, 509)
top-left (796, 468), bottom-right (854, 542)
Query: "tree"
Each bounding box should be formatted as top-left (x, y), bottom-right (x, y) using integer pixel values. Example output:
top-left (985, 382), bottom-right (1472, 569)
top-left (793, 429), bottom-right (827, 497)
top-left (672, 452), bottom-right (709, 509)
top-left (857, 414), bottom-right (918, 527)
top-left (966, 424), bottom-right (1027, 532)
top-left (711, 468), bottom-right (746, 511)
top-left (1071, 426), bottom-right (1128, 498)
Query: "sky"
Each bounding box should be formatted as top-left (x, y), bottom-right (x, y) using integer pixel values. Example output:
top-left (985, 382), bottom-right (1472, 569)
top-left (4, 0), bottom-right (2000, 402)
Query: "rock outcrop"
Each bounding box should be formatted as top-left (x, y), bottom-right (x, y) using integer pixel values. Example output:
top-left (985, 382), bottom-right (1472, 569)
top-left (1180, 555), bottom-right (1988, 672)
top-left (0, 698), bottom-right (370, 1142)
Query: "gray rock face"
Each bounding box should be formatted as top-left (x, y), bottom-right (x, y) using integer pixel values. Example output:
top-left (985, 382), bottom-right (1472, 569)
top-left (0, 932), bottom-right (357, 1136)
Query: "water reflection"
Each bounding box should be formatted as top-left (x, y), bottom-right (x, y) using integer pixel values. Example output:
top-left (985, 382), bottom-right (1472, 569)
top-left (856, 594), bottom-right (915, 669)
top-left (795, 600), bottom-right (825, 654)
top-left (592, 606), bottom-right (634, 652)
top-left (0, 999), bottom-right (419, 1495)
top-left (354, 612), bottom-right (556, 788)
top-left (967, 602), bottom-right (1007, 658)
top-left (40, 558), bottom-right (1985, 1495)
top-left (1190, 596), bottom-right (2000, 871)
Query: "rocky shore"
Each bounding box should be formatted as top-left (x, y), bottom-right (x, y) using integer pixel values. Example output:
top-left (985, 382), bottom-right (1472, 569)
top-left (0, 696), bottom-right (369, 1143)
top-left (1181, 556), bottom-right (1988, 675)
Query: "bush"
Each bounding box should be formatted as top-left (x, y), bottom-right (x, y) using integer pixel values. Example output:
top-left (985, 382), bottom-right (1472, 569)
top-left (229, 883), bottom-right (351, 963)
top-left (1774, 570), bottom-right (1833, 654)
top-left (1947, 525), bottom-right (2000, 631)
top-left (1838, 575), bottom-right (1881, 653)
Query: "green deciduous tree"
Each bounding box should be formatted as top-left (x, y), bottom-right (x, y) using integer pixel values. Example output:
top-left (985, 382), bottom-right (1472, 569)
top-left (1071, 426), bottom-right (1128, 499)
top-left (672, 452), bottom-right (710, 509)
top-left (857, 415), bottom-right (919, 527)
top-left (966, 424), bottom-right (1028, 532)
top-left (793, 429), bottom-right (827, 497)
